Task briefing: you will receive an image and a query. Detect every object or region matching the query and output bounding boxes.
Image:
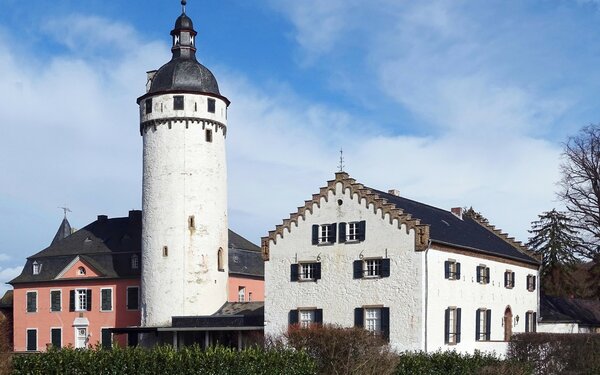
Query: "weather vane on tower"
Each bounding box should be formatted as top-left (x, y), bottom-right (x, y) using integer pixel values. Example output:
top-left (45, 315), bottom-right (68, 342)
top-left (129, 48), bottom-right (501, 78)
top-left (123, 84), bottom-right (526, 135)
top-left (338, 148), bottom-right (345, 172)
top-left (181, 0), bottom-right (187, 13)
top-left (58, 205), bottom-right (71, 219)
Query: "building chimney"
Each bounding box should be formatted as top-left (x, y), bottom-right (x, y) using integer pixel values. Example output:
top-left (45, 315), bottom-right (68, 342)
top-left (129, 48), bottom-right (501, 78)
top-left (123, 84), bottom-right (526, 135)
top-left (129, 210), bottom-right (142, 220)
top-left (146, 70), bottom-right (157, 93)
top-left (451, 207), bottom-right (463, 220)
top-left (97, 215), bottom-right (108, 222)
top-left (388, 189), bottom-right (400, 197)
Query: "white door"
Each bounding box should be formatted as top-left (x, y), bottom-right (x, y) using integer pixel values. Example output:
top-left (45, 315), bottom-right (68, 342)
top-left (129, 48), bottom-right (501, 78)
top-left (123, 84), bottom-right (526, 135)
top-left (75, 327), bottom-right (87, 348)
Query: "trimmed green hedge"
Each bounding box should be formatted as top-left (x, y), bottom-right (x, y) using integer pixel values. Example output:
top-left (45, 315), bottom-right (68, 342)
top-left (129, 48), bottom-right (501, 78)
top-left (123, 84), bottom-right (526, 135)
top-left (12, 345), bottom-right (316, 375)
top-left (395, 351), bottom-right (531, 375)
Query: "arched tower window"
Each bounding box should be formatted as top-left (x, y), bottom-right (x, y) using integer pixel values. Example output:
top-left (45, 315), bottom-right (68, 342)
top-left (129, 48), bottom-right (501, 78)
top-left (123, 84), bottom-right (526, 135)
top-left (217, 248), bottom-right (224, 272)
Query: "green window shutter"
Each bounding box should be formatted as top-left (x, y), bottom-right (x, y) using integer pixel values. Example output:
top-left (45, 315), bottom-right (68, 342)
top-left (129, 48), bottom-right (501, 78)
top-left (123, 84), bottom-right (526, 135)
top-left (444, 261), bottom-right (451, 279)
top-left (314, 263), bottom-right (322, 280)
top-left (102, 289), bottom-right (112, 311)
top-left (69, 290), bottom-right (75, 312)
top-left (525, 312), bottom-right (530, 332)
top-left (485, 309), bottom-right (492, 341)
top-left (86, 289), bottom-right (92, 311)
top-left (353, 260), bottom-right (363, 279)
top-left (381, 307), bottom-right (390, 342)
top-left (329, 224), bottom-right (337, 243)
top-left (354, 308), bottom-right (364, 328)
top-left (381, 259), bottom-right (391, 278)
top-left (339, 222), bottom-right (346, 243)
top-left (475, 309), bottom-right (481, 341)
top-left (358, 221), bottom-right (366, 241)
top-left (311, 225), bottom-right (319, 245)
top-left (314, 309), bottom-right (323, 324)
top-left (444, 308), bottom-right (450, 344)
top-left (51, 328), bottom-right (61, 348)
top-left (289, 310), bottom-right (299, 325)
top-left (101, 328), bottom-right (112, 349)
top-left (290, 264), bottom-right (299, 282)
top-left (456, 308), bottom-right (462, 343)
top-left (456, 263), bottom-right (461, 279)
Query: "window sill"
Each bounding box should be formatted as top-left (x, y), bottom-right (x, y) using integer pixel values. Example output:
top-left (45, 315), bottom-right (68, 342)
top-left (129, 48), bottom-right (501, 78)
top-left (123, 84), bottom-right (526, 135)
top-left (298, 278), bottom-right (317, 282)
top-left (100, 310), bottom-right (113, 313)
top-left (316, 242), bottom-right (334, 246)
top-left (363, 275), bottom-right (382, 279)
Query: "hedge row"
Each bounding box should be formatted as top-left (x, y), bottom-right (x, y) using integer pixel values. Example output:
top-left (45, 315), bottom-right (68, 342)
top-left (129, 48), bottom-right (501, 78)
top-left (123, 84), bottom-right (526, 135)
top-left (508, 333), bottom-right (600, 374)
top-left (12, 345), bottom-right (316, 375)
top-left (395, 351), bottom-right (531, 375)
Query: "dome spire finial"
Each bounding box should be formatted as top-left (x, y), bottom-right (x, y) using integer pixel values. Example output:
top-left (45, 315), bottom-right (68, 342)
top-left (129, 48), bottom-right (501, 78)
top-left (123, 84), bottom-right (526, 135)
top-left (181, 0), bottom-right (187, 13)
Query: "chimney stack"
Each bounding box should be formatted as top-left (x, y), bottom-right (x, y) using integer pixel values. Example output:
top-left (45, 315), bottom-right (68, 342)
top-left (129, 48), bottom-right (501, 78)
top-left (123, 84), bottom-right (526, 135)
top-left (388, 189), bottom-right (400, 197)
top-left (451, 207), bottom-right (463, 220)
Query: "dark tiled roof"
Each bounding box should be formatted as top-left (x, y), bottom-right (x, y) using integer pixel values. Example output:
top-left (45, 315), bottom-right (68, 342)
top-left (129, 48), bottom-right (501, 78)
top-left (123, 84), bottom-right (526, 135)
top-left (11, 211), bottom-right (262, 284)
top-left (540, 294), bottom-right (600, 325)
top-left (51, 217), bottom-right (72, 246)
top-left (0, 290), bottom-right (13, 308)
top-left (172, 302), bottom-right (264, 328)
top-left (373, 189), bottom-right (538, 264)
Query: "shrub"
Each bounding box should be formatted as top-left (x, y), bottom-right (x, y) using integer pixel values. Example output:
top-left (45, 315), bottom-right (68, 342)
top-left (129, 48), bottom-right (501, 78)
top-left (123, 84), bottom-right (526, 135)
top-left (508, 333), bottom-right (600, 375)
top-left (12, 345), bottom-right (316, 375)
top-left (282, 324), bottom-right (398, 375)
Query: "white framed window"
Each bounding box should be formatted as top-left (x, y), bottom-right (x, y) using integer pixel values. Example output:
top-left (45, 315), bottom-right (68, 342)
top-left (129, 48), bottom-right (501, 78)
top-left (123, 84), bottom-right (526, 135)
top-left (248, 292), bottom-right (253, 302)
top-left (476, 308), bottom-right (491, 341)
top-left (126, 286), bottom-right (140, 310)
top-left (238, 286), bottom-right (246, 302)
top-left (364, 259), bottom-right (382, 277)
top-left (299, 263), bottom-right (315, 280)
top-left (504, 270), bottom-right (515, 289)
top-left (347, 222), bottom-right (359, 241)
top-left (26, 291), bottom-right (37, 313)
top-left (319, 224), bottom-right (333, 244)
top-left (32, 261), bottom-right (41, 275)
top-left (444, 307), bottom-right (461, 345)
top-left (525, 311), bottom-right (537, 333)
top-left (75, 289), bottom-right (88, 311)
top-left (26, 328), bottom-right (37, 351)
top-left (100, 288), bottom-right (113, 311)
top-left (50, 290), bottom-right (61, 312)
top-left (365, 308), bottom-right (382, 332)
top-left (50, 327), bottom-right (62, 349)
top-left (444, 260), bottom-right (460, 280)
top-left (477, 265), bottom-right (490, 284)
top-left (526, 274), bottom-right (536, 292)
top-left (131, 255), bottom-right (139, 270)
top-left (299, 310), bottom-right (315, 328)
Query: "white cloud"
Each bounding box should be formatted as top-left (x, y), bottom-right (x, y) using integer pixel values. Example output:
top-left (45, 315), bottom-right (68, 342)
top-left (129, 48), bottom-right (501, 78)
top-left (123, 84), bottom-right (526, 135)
top-left (0, 266), bottom-right (22, 295)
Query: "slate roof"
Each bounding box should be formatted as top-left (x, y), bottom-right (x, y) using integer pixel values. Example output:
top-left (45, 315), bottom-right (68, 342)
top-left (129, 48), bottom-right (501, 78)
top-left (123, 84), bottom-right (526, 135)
top-left (51, 217), bottom-right (72, 246)
top-left (0, 290), bottom-right (13, 309)
top-left (171, 302), bottom-right (264, 328)
top-left (373, 189), bottom-right (539, 264)
top-left (540, 294), bottom-right (600, 325)
top-left (10, 210), bottom-right (263, 284)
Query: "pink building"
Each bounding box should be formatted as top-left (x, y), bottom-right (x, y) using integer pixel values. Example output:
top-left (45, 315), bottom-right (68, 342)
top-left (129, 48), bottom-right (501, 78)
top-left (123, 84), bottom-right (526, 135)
top-left (9, 211), bottom-right (264, 352)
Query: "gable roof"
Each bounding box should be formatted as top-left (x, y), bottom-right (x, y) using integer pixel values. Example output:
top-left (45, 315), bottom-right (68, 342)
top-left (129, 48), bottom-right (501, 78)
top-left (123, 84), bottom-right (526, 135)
top-left (262, 172), bottom-right (539, 265)
top-left (540, 294), bottom-right (600, 325)
top-left (10, 210), bottom-right (263, 284)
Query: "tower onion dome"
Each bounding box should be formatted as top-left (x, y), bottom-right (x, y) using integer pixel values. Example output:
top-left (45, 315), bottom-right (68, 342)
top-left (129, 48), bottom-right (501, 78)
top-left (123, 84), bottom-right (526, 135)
top-left (147, 1), bottom-right (221, 96)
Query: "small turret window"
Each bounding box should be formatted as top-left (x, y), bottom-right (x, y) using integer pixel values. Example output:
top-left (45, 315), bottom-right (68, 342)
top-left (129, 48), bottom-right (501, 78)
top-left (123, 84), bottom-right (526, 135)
top-left (131, 255), bottom-right (139, 270)
top-left (145, 98), bottom-right (152, 114)
top-left (207, 98), bottom-right (216, 113)
top-left (174, 95), bottom-right (184, 110)
top-left (218, 248), bottom-right (224, 272)
top-left (206, 129), bottom-right (213, 143)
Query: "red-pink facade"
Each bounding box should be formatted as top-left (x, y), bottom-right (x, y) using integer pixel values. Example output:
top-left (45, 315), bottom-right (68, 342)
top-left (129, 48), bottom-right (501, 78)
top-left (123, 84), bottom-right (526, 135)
top-left (228, 276), bottom-right (264, 303)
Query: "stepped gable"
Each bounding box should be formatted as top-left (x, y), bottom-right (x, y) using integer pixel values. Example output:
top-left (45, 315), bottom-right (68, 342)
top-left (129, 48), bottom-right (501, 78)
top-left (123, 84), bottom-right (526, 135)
top-left (261, 172), bottom-right (431, 261)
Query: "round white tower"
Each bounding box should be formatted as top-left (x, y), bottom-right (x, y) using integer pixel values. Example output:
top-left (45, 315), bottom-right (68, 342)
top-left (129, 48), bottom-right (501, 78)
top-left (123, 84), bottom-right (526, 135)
top-left (137, 2), bottom-right (230, 328)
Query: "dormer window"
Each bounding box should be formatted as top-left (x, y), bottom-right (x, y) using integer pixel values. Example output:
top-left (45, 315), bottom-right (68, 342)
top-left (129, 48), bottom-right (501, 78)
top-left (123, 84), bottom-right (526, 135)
top-left (32, 261), bottom-right (41, 275)
top-left (77, 267), bottom-right (86, 276)
top-left (131, 255), bottom-right (139, 270)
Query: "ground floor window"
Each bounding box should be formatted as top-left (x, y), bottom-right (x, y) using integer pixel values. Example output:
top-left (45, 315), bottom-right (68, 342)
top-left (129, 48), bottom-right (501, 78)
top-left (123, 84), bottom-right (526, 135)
top-left (476, 308), bottom-right (492, 341)
top-left (101, 328), bottom-right (112, 349)
top-left (354, 307), bottom-right (390, 340)
top-left (525, 311), bottom-right (537, 333)
top-left (26, 329), bottom-right (37, 351)
top-left (50, 328), bottom-right (61, 348)
top-left (444, 307), bottom-right (461, 344)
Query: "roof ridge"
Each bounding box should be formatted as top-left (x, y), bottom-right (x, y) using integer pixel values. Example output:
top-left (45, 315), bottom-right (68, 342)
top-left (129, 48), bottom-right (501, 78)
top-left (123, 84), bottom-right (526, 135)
top-left (261, 172), bottom-right (430, 260)
top-left (464, 208), bottom-right (540, 262)
top-left (371, 188), bottom-right (455, 215)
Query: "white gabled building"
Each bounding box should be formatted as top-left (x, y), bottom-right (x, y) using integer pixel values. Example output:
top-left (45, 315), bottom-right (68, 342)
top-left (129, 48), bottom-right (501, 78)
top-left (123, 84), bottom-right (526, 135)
top-left (263, 172), bottom-right (540, 354)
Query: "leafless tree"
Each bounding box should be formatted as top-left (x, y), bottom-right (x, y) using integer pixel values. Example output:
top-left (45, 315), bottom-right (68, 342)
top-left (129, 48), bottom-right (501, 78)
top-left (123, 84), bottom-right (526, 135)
top-left (558, 124), bottom-right (600, 260)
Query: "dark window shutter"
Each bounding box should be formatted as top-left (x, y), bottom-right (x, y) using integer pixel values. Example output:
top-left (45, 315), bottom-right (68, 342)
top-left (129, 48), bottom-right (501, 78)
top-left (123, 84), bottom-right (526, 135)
top-left (26, 330), bottom-right (37, 351)
top-left (314, 309), bottom-right (323, 324)
top-left (381, 307), bottom-right (390, 341)
top-left (381, 259), bottom-right (391, 278)
top-left (533, 312), bottom-right (537, 332)
top-left (86, 289), bottom-right (92, 311)
top-left (127, 288), bottom-right (139, 310)
top-left (456, 262), bottom-right (461, 279)
top-left (525, 312), bottom-right (530, 333)
top-left (290, 264), bottom-right (299, 282)
top-left (354, 308), bottom-right (364, 328)
top-left (329, 224), bottom-right (337, 243)
top-left (339, 222), bottom-right (346, 243)
top-left (51, 291), bottom-right (61, 312)
top-left (69, 290), bottom-right (75, 312)
top-left (504, 272), bottom-right (509, 287)
top-left (444, 261), bottom-right (450, 279)
top-left (312, 225), bottom-right (319, 245)
top-left (486, 309), bottom-right (492, 341)
top-left (51, 328), bottom-right (61, 348)
top-left (444, 308), bottom-right (450, 344)
top-left (314, 263), bottom-right (321, 280)
top-left (533, 276), bottom-right (536, 291)
top-left (475, 309), bottom-right (481, 341)
top-left (456, 308), bottom-right (462, 343)
top-left (512, 272), bottom-right (515, 287)
top-left (353, 260), bottom-right (363, 279)
top-left (476, 266), bottom-right (481, 283)
top-left (289, 310), bottom-right (299, 325)
top-left (101, 328), bottom-right (112, 349)
top-left (358, 221), bottom-right (366, 241)
top-left (102, 289), bottom-right (112, 311)
top-left (485, 268), bottom-right (490, 283)
top-left (127, 332), bottom-right (138, 347)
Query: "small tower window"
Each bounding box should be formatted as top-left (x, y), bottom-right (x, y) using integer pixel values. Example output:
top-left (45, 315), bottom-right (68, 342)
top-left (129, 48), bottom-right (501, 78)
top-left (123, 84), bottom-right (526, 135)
top-left (174, 95), bottom-right (184, 110)
top-left (32, 261), bottom-right (41, 275)
top-left (163, 246), bottom-right (168, 257)
top-left (217, 248), bottom-right (224, 272)
top-left (131, 255), bottom-right (139, 270)
top-left (77, 267), bottom-right (86, 276)
top-left (194, 102), bottom-right (198, 112)
top-left (206, 129), bottom-right (213, 143)
top-left (188, 215), bottom-right (195, 230)
top-left (207, 98), bottom-right (216, 113)
top-left (145, 98), bottom-right (152, 114)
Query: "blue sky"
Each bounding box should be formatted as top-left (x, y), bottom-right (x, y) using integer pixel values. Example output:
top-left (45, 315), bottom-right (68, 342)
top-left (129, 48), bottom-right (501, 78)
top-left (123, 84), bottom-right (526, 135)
top-left (1, 0), bottom-right (600, 292)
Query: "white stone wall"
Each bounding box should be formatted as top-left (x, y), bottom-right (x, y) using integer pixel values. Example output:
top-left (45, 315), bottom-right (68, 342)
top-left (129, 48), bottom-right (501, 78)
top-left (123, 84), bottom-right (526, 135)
top-left (264, 182), bottom-right (424, 352)
top-left (537, 322), bottom-right (579, 333)
top-left (140, 92), bottom-right (229, 327)
top-left (426, 248), bottom-right (538, 354)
